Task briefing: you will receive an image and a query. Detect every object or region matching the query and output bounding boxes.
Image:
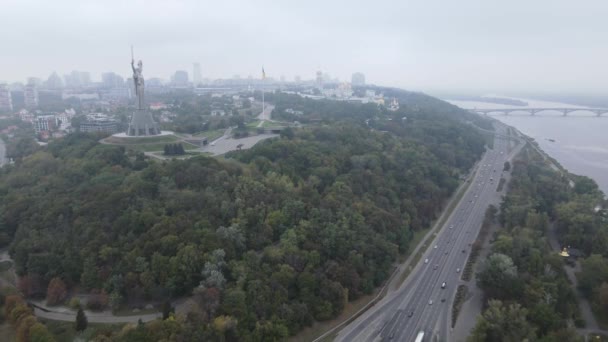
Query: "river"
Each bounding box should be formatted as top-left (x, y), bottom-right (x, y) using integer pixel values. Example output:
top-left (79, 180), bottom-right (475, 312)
top-left (446, 97), bottom-right (608, 195)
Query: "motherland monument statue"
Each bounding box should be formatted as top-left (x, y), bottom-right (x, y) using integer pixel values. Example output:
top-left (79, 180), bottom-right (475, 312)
top-left (127, 46), bottom-right (160, 136)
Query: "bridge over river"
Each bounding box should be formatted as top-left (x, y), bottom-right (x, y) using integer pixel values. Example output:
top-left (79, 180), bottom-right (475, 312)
top-left (472, 107), bottom-right (608, 116)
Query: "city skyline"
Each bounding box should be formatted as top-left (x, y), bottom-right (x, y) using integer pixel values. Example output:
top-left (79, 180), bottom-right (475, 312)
top-left (1, 65), bottom-right (356, 87)
top-left (1, 1), bottom-right (608, 95)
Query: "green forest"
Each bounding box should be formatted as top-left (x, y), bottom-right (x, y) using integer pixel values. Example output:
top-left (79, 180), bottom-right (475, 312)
top-left (0, 93), bottom-right (489, 340)
top-left (469, 145), bottom-right (608, 341)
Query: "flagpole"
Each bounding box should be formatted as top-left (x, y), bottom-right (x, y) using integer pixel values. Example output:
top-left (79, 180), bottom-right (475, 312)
top-left (262, 70), bottom-right (265, 120)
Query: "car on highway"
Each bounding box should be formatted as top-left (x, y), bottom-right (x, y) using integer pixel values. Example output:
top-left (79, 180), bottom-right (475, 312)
top-left (456, 268), bottom-right (461, 273)
top-left (462, 249), bottom-right (466, 253)
top-left (424, 258), bottom-right (429, 264)
top-left (433, 264), bottom-right (438, 270)
top-left (408, 311), bottom-right (414, 318)
top-left (428, 300), bottom-right (433, 305)
top-left (441, 282), bottom-right (446, 289)
top-left (441, 298), bottom-right (446, 303)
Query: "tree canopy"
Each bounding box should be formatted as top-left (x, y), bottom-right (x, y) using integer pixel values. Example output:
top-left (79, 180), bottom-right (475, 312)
top-left (473, 145), bottom-right (607, 340)
top-left (0, 93), bottom-right (490, 340)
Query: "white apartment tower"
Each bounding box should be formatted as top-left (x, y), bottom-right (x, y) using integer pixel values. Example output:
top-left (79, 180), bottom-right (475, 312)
top-left (24, 83), bottom-right (39, 108)
top-left (0, 84), bottom-right (12, 112)
top-left (193, 63), bottom-right (202, 86)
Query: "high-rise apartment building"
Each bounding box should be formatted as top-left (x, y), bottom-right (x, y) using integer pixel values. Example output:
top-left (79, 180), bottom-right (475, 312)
top-left (45, 72), bottom-right (64, 89)
top-left (193, 63), bottom-right (202, 85)
top-left (172, 70), bottom-right (189, 87)
top-left (64, 71), bottom-right (91, 88)
top-left (27, 77), bottom-right (42, 87)
top-left (24, 83), bottom-right (39, 108)
top-left (102, 72), bottom-right (125, 88)
top-left (0, 84), bottom-right (13, 112)
top-left (316, 70), bottom-right (323, 89)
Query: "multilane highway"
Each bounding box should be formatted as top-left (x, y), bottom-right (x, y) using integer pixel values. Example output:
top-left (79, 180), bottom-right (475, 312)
top-left (335, 122), bottom-right (518, 342)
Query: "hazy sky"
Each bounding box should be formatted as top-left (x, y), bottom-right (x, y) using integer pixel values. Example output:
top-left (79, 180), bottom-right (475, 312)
top-left (2, 0), bottom-right (607, 94)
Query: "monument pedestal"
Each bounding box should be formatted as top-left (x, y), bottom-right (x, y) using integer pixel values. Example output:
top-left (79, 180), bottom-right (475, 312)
top-left (127, 109), bottom-right (160, 136)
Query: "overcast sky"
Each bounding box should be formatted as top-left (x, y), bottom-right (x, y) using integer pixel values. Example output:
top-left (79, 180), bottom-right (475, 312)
top-left (2, 0), bottom-right (607, 95)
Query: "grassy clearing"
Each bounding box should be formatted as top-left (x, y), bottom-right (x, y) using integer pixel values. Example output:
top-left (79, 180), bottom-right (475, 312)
top-left (105, 135), bottom-right (180, 145)
top-left (149, 151), bottom-right (210, 159)
top-left (261, 120), bottom-right (286, 128)
top-left (194, 129), bottom-right (225, 141)
top-left (104, 134), bottom-right (203, 153)
top-left (126, 141), bottom-right (199, 153)
top-left (246, 120), bottom-right (261, 128)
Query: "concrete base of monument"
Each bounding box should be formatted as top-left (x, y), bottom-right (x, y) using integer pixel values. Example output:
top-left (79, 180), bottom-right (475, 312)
top-left (111, 130), bottom-right (174, 138)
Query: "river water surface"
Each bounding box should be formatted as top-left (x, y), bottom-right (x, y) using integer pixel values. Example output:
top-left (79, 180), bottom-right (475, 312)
top-left (446, 97), bottom-right (608, 195)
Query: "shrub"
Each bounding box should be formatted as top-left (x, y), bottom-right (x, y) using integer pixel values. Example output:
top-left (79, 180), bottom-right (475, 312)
top-left (46, 277), bottom-right (68, 306)
top-left (86, 289), bottom-right (109, 311)
top-left (68, 297), bottom-right (81, 310)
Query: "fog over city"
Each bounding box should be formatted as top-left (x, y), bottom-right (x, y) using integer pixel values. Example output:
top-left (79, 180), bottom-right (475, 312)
top-left (2, 0), bottom-right (608, 94)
